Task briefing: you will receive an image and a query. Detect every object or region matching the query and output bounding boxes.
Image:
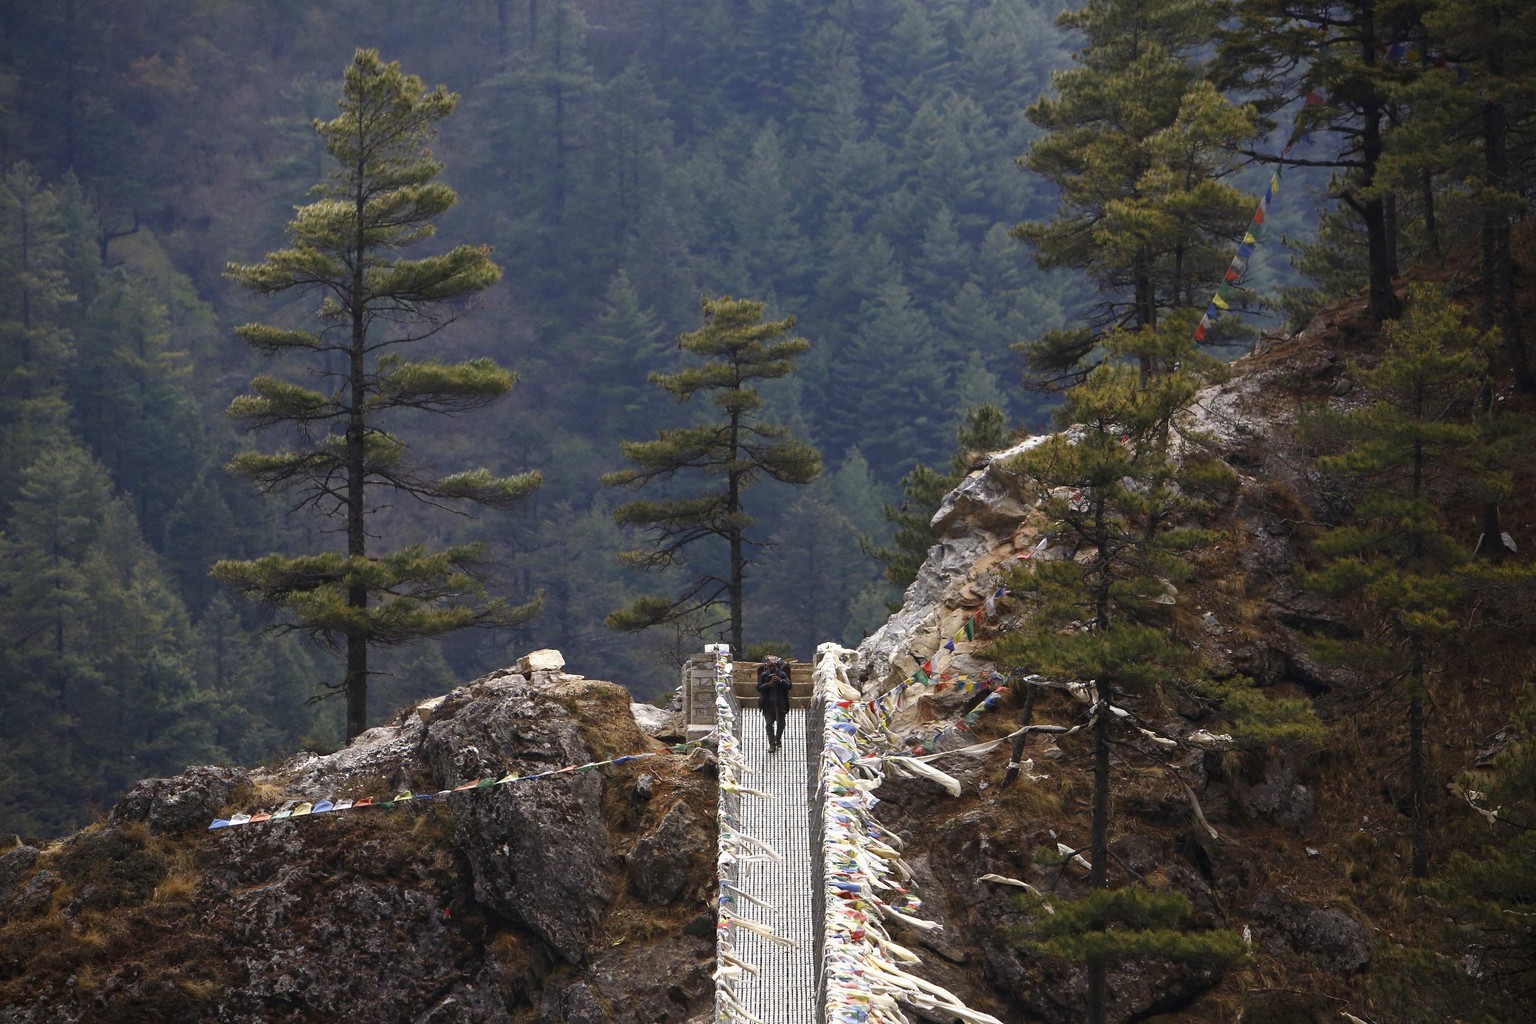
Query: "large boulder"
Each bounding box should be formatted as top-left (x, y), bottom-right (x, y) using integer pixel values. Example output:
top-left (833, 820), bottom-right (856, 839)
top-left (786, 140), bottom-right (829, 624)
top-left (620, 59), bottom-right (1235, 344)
top-left (421, 675), bottom-right (629, 964)
top-left (1249, 889), bottom-right (1374, 975)
top-left (109, 765), bottom-right (248, 835)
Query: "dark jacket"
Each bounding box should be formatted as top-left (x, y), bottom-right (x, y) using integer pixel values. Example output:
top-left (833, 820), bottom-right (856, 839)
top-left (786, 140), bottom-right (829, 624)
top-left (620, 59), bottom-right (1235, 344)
top-left (756, 661), bottom-right (791, 716)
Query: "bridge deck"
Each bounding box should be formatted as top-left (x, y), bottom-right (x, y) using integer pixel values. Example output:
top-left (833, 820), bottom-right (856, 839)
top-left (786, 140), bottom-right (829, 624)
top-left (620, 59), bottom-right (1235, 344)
top-left (732, 707), bottom-right (817, 1024)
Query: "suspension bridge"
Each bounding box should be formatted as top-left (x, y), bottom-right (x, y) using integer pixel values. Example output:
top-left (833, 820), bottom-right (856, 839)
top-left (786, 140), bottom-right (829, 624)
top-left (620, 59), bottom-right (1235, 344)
top-left (695, 644), bottom-right (1004, 1024)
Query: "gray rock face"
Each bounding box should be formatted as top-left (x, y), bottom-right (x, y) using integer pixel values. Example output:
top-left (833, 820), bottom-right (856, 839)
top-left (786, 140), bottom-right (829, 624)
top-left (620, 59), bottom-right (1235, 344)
top-left (627, 799), bottom-right (708, 905)
top-left (0, 844), bottom-right (39, 900)
top-left (858, 440), bottom-right (1052, 690)
top-left (578, 938), bottom-right (714, 1024)
top-left (421, 677), bottom-right (615, 964)
top-left (1110, 833), bottom-right (1165, 876)
top-left (930, 435), bottom-right (1054, 537)
top-left (1212, 753), bottom-right (1317, 833)
top-left (861, 531), bottom-right (998, 690)
top-left (0, 844), bottom-right (53, 918)
top-left (217, 864), bottom-right (461, 1017)
top-left (109, 765), bottom-right (248, 835)
top-left (540, 980), bottom-right (608, 1024)
top-left (0, 661), bottom-right (717, 1024)
top-left (631, 701), bottom-right (684, 739)
top-left (1250, 889), bottom-right (1373, 974)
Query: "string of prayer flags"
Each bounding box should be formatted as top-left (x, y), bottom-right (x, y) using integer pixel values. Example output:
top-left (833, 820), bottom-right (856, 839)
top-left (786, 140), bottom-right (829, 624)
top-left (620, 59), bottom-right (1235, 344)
top-left (904, 678), bottom-right (1011, 753)
top-left (1195, 156), bottom-right (1285, 344)
top-left (206, 746), bottom-right (704, 831)
top-left (1191, 66), bottom-right (1479, 345)
top-left (864, 586), bottom-right (1007, 723)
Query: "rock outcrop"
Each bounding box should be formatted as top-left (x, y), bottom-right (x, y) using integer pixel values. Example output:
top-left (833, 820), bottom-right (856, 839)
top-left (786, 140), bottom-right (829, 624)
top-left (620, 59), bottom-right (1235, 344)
top-left (840, 321), bottom-right (1441, 1023)
top-left (0, 660), bottom-right (717, 1024)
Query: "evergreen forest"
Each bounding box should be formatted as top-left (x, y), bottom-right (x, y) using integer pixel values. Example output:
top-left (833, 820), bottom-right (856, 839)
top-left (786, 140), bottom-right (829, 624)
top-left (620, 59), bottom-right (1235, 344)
top-left (1, 0), bottom-right (1532, 876)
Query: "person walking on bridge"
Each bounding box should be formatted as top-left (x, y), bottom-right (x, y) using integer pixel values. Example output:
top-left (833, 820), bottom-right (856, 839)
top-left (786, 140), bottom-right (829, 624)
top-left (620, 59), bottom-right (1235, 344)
top-left (756, 656), bottom-right (792, 752)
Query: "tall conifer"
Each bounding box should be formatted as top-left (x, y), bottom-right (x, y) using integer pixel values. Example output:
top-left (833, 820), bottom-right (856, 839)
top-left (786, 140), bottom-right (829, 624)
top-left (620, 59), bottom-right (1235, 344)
top-left (1014, 0), bottom-right (1259, 385)
top-left (1307, 285), bottom-right (1492, 877)
top-left (602, 295), bottom-right (821, 657)
top-left (1217, 0), bottom-right (1410, 323)
top-left (993, 327), bottom-right (1311, 1020)
top-left (215, 50), bottom-right (539, 741)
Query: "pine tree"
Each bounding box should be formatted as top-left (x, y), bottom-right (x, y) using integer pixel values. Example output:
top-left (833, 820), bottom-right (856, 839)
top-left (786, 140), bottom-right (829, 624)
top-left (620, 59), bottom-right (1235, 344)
top-left (214, 50), bottom-right (540, 741)
top-left (827, 280), bottom-right (947, 474)
top-left (0, 438), bottom-right (219, 836)
top-left (752, 492), bottom-right (868, 653)
top-left (1381, 0), bottom-right (1536, 389)
top-left (1432, 684), bottom-right (1536, 1014)
top-left (990, 325), bottom-right (1309, 1021)
top-left (602, 295), bottom-right (821, 656)
top-left (1307, 284), bottom-right (1492, 877)
top-left (1015, 0), bottom-right (1260, 386)
top-left (0, 164), bottom-right (77, 513)
top-left (1217, 0), bottom-right (1411, 324)
top-left (727, 125), bottom-right (815, 299)
top-left (570, 270), bottom-right (673, 442)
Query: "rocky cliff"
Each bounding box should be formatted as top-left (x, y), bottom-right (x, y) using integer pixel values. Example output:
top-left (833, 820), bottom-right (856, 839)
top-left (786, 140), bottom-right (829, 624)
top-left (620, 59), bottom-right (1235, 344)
top-left (0, 660), bottom-right (718, 1023)
top-left (847, 295), bottom-right (1530, 1023)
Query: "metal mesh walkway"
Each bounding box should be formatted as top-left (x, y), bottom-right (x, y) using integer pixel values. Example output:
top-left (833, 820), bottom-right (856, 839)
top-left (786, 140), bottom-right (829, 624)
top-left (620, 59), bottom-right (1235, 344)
top-left (733, 708), bottom-right (817, 1024)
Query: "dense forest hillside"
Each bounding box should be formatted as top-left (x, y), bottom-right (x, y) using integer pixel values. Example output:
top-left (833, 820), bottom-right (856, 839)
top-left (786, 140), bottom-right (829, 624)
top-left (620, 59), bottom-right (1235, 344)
top-left (0, 0), bottom-right (1534, 1017)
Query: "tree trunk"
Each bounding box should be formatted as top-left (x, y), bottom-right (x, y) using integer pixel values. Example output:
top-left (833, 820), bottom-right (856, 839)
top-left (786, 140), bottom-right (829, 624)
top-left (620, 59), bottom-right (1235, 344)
top-left (1134, 253), bottom-right (1155, 381)
top-left (346, 630), bottom-right (368, 742)
top-left (1407, 412), bottom-right (1428, 878)
top-left (346, 175), bottom-right (369, 742)
top-left (19, 198), bottom-right (31, 329)
top-left (1421, 168), bottom-right (1439, 263)
top-left (1086, 498), bottom-right (1114, 1024)
top-left (1480, 35), bottom-right (1533, 390)
top-left (1363, 195), bottom-right (1400, 322)
top-left (1087, 675), bottom-right (1112, 1024)
top-left (1001, 684), bottom-right (1038, 789)
top-left (496, 0), bottom-right (510, 68)
top-left (1475, 377), bottom-right (1507, 561)
top-left (728, 410), bottom-right (745, 658)
top-left (1409, 640), bottom-right (1428, 878)
top-left (1358, 0), bottom-right (1402, 324)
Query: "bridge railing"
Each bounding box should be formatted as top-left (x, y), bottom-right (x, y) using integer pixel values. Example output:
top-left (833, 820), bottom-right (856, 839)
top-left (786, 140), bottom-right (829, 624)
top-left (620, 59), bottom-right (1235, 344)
top-left (806, 651), bottom-right (831, 1023)
top-left (810, 642), bottom-right (1004, 1024)
top-left (710, 644), bottom-right (746, 1024)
